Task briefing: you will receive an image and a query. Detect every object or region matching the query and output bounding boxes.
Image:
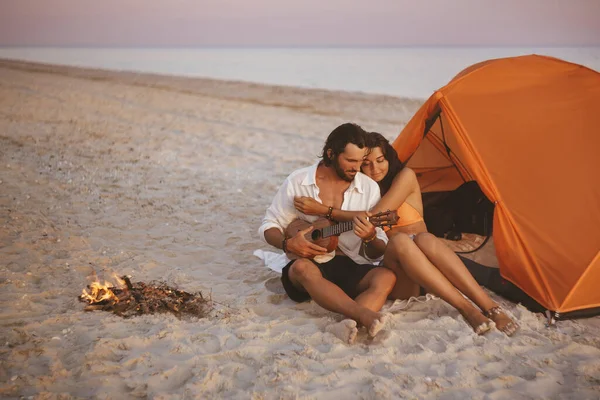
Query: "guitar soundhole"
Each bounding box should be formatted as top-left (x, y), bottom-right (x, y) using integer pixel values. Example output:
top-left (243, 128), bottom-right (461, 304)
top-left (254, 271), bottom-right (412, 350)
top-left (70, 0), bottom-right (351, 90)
top-left (311, 230), bottom-right (321, 241)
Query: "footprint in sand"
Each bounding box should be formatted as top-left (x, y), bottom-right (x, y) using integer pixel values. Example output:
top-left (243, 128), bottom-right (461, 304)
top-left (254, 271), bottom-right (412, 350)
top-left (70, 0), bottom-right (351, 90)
top-left (267, 294), bottom-right (286, 305)
top-left (264, 277), bottom-right (285, 294)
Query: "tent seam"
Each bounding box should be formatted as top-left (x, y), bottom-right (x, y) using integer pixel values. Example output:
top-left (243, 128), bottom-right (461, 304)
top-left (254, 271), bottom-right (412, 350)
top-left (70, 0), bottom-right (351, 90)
top-left (559, 250), bottom-right (600, 312)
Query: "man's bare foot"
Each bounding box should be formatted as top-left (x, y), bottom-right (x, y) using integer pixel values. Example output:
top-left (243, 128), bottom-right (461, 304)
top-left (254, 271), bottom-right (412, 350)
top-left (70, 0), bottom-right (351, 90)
top-left (325, 319), bottom-right (358, 344)
top-left (356, 309), bottom-right (391, 338)
top-left (460, 308), bottom-right (493, 335)
top-left (484, 306), bottom-right (519, 336)
top-left (367, 313), bottom-right (391, 338)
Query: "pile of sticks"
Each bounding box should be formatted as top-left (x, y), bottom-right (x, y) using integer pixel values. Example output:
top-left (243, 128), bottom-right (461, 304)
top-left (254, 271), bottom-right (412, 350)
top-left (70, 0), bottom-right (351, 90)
top-left (79, 276), bottom-right (211, 319)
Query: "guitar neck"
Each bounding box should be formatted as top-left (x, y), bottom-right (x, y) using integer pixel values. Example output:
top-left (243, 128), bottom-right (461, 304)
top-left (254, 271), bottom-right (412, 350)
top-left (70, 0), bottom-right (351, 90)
top-left (321, 221), bottom-right (355, 238)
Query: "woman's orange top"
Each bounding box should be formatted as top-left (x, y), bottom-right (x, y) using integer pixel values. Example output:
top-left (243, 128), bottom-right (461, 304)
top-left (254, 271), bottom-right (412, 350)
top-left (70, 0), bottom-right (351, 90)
top-left (383, 202), bottom-right (424, 234)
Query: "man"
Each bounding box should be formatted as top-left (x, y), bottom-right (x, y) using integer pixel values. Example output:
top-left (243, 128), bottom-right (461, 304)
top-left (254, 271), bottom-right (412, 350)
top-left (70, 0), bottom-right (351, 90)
top-left (259, 123), bottom-right (396, 343)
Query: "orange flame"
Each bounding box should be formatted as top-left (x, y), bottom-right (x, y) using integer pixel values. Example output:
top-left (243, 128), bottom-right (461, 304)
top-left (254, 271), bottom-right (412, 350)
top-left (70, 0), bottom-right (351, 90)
top-left (81, 273), bottom-right (126, 304)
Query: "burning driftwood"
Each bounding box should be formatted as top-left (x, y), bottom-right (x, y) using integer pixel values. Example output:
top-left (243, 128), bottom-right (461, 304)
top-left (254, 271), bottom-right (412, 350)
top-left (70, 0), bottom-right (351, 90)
top-left (79, 274), bottom-right (211, 318)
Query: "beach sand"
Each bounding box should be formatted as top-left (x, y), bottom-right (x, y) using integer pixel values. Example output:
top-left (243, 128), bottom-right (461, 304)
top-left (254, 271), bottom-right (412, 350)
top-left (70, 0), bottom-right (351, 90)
top-left (1, 59), bottom-right (599, 399)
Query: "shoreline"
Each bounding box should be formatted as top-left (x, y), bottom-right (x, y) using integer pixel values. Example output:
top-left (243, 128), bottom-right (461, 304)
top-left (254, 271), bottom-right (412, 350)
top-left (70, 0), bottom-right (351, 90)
top-left (0, 57), bottom-right (428, 104)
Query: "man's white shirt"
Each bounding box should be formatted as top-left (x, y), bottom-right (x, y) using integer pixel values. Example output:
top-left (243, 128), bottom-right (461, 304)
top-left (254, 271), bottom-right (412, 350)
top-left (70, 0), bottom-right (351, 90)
top-left (258, 162), bottom-right (388, 266)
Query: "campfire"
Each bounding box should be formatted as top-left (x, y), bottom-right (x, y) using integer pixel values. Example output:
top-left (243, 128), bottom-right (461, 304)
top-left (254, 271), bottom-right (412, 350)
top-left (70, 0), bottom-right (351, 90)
top-left (79, 274), bottom-right (211, 318)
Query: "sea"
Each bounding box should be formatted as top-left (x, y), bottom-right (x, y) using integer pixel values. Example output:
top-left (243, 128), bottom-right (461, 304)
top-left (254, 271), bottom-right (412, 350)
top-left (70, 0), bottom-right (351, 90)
top-left (1, 46), bottom-right (599, 99)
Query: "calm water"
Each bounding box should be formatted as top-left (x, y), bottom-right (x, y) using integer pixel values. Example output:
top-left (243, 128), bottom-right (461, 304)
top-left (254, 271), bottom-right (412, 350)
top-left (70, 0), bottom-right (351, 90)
top-left (1, 47), bottom-right (599, 99)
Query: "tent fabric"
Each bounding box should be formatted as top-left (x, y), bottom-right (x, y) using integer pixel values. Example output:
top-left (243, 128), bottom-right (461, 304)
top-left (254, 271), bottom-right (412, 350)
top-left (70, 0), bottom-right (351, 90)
top-left (392, 54), bottom-right (600, 314)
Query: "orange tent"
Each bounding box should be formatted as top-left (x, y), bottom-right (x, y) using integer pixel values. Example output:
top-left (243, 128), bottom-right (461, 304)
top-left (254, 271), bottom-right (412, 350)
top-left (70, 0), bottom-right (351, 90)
top-left (392, 54), bottom-right (600, 317)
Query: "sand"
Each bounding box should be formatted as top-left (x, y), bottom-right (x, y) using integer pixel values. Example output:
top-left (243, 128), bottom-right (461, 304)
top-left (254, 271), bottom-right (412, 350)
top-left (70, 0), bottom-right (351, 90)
top-left (1, 59), bottom-right (599, 399)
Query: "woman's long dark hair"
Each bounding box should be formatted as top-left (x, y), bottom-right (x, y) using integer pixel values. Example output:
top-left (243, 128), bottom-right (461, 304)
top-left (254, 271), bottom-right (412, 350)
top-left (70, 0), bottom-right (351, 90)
top-left (366, 132), bottom-right (404, 196)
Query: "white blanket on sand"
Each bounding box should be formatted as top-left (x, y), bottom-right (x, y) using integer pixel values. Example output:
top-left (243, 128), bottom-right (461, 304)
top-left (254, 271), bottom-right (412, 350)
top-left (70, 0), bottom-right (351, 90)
top-left (253, 249), bottom-right (289, 273)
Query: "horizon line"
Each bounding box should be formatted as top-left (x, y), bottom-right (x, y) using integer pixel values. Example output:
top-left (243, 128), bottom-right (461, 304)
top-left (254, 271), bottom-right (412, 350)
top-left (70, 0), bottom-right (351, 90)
top-left (1, 44), bottom-right (599, 49)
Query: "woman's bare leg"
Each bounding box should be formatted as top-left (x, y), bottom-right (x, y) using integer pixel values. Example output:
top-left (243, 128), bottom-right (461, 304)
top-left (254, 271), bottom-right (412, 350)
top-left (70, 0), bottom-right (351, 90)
top-left (412, 233), bottom-right (495, 310)
top-left (413, 232), bottom-right (518, 336)
top-left (384, 233), bottom-right (492, 334)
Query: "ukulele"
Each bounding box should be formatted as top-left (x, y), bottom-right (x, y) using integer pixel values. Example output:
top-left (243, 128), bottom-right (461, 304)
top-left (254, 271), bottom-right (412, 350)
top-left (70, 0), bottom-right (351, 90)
top-left (284, 210), bottom-right (399, 255)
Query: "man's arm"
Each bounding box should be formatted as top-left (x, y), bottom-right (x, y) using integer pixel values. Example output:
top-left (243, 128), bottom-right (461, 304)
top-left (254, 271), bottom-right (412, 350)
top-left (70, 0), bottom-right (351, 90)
top-left (363, 235), bottom-right (386, 259)
top-left (357, 179), bottom-right (389, 261)
top-left (264, 227), bottom-right (286, 250)
top-left (258, 178), bottom-right (295, 244)
top-left (259, 175), bottom-right (328, 258)
top-left (353, 215), bottom-right (386, 259)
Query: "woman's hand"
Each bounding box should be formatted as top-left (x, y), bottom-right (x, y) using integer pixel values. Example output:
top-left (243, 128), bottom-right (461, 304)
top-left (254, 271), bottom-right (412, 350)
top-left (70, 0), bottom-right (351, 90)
top-left (294, 196), bottom-right (328, 216)
top-left (353, 213), bottom-right (376, 242)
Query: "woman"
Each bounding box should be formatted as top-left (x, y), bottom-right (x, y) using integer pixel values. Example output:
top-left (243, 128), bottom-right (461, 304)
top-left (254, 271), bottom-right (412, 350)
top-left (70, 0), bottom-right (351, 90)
top-left (294, 132), bottom-right (518, 336)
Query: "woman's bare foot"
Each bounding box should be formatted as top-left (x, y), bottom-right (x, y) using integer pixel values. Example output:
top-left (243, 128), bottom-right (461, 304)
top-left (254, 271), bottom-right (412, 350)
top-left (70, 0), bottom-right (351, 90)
top-left (484, 306), bottom-right (519, 336)
top-left (460, 307), bottom-right (494, 335)
top-left (325, 319), bottom-right (358, 344)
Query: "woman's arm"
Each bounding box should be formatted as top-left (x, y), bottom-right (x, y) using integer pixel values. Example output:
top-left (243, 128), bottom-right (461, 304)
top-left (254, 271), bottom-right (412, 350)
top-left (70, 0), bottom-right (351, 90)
top-left (293, 197), bottom-right (366, 222)
top-left (293, 167), bottom-right (419, 221)
top-left (370, 168), bottom-right (419, 214)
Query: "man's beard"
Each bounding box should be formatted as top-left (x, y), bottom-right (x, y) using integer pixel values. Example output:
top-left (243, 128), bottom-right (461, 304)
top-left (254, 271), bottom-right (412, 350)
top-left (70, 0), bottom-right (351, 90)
top-left (333, 156), bottom-right (357, 182)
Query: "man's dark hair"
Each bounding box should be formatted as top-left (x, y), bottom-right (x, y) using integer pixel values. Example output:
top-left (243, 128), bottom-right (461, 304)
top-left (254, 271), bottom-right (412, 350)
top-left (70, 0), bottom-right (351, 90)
top-left (366, 132), bottom-right (404, 195)
top-left (320, 123), bottom-right (368, 166)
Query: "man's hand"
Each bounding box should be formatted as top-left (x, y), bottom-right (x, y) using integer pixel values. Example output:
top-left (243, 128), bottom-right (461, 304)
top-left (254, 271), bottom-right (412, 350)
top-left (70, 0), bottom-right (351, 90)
top-left (353, 213), bottom-right (376, 241)
top-left (286, 225), bottom-right (329, 258)
top-left (354, 213), bottom-right (385, 259)
top-left (293, 196), bottom-right (328, 216)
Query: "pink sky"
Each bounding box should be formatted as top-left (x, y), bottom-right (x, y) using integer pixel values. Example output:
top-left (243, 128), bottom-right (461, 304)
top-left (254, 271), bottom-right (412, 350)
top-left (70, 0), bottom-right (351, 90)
top-left (1, 0), bottom-right (599, 46)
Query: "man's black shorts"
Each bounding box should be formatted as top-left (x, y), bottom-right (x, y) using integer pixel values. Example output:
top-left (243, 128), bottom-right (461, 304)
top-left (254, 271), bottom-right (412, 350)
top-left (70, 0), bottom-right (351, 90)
top-left (281, 256), bottom-right (378, 302)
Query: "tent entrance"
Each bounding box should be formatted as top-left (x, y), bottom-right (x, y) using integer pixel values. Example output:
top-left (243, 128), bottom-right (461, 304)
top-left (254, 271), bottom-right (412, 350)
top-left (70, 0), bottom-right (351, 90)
top-left (422, 181), bottom-right (494, 245)
top-left (406, 108), bottom-right (495, 243)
